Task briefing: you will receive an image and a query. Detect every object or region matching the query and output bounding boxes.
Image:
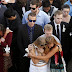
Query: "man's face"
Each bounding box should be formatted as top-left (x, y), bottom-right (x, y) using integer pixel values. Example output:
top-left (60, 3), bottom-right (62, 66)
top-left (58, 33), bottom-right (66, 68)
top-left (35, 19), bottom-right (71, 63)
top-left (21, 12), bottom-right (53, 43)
top-left (54, 14), bottom-right (63, 24)
top-left (44, 30), bottom-right (52, 37)
top-left (62, 8), bottom-right (70, 17)
top-left (30, 4), bottom-right (38, 13)
top-left (43, 7), bottom-right (50, 13)
top-left (28, 16), bottom-right (36, 28)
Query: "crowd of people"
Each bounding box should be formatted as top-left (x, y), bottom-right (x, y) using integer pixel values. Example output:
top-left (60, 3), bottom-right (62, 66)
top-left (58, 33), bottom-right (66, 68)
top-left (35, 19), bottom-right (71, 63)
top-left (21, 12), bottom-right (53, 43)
top-left (0, 0), bottom-right (72, 72)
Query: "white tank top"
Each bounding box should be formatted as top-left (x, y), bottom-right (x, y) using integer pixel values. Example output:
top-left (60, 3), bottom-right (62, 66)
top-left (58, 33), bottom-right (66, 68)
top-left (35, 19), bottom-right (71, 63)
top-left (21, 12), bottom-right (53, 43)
top-left (30, 50), bottom-right (47, 66)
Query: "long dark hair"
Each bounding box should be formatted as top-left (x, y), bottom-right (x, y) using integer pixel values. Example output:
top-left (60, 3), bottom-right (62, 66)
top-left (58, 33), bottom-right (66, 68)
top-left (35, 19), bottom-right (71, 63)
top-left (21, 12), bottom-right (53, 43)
top-left (0, 24), bottom-right (6, 37)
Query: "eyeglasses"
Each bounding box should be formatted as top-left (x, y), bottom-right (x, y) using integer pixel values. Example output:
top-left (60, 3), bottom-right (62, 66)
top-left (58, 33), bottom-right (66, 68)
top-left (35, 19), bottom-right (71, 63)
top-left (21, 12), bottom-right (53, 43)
top-left (64, 11), bottom-right (69, 13)
top-left (29, 7), bottom-right (36, 10)
top-left (40, 44), bottom-right (47, 46)
top-left (29, 20), bottom-right (36, 22)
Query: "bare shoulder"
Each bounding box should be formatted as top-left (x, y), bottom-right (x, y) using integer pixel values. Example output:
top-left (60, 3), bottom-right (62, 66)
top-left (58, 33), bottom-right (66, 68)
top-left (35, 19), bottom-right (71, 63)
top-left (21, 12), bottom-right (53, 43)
top-left (55, 44), bottom-right (62, 52)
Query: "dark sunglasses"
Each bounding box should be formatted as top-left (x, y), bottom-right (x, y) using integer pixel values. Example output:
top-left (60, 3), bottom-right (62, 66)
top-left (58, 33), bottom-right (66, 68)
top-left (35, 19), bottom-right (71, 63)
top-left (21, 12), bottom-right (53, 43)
top-left (29, 7), bottom-right (36, 10)
top-left (29, 20), bottom-right (36, 22)
top-left (40, 44), bottom-right (47, 46)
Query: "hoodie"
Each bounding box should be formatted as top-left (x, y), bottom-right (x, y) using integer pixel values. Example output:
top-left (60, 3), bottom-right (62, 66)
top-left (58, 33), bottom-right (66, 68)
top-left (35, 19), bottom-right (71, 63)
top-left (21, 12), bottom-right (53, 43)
top-left (64, 0), bottom-right (72, 16)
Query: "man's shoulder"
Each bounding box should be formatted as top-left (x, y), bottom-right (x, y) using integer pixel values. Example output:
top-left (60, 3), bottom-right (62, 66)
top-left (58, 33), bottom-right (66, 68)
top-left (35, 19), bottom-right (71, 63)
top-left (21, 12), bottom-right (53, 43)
top-left (1, 4), bottom-right (7, 11)
top-left (39, 10), bottom-right (48, 16)
top-left (39, 10), bottom-right (50, 20)
top-left (64, 1), bottom-right (70, 5)
top-left (52, 35), bottom-right (60, 43)
top-left (48, 21), bottom-right (54, 24)
top-left (39, 10), bottom-right (47, 15)
top-left (39, 6), bottom-right (43, 11)
top-left (40, 34), bottom-right (46, 38)
top-left (24, 10), bottom-right (31, 16)
top-left (18, 24), bottom-right (27, 29)
top-left (35, 24), bottom-right (42, 28)
top-left (51, 6), bottom-right (58, 11)
top-left (61, 22), bottom-right (68, 25)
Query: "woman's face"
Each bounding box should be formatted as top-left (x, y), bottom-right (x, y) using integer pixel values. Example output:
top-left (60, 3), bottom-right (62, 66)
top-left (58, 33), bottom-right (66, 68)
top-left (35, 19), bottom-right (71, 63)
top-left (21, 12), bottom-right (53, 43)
top-left (47, 43), bottom-right (54, 49)
top-left (38, 39), bottom-right (47, 49)
top-left (38, 42), bottom-right (47, 53)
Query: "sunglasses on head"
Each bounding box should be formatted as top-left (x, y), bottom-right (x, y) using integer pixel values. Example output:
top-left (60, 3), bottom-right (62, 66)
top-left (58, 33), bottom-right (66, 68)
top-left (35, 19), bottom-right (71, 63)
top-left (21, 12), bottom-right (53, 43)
top-left (29, 7), bottom-right (36, 10)
top-left (40, 44), bottom-right (47, 46)
top-left (29, 20), bottom-right (36, 22)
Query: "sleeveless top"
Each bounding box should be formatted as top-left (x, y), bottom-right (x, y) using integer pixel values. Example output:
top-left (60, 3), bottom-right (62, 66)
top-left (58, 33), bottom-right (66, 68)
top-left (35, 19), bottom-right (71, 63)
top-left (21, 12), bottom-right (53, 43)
top-left (50, 45), bottom-right (63, 69)
top-left (30, 50), bottom-right (47, 66)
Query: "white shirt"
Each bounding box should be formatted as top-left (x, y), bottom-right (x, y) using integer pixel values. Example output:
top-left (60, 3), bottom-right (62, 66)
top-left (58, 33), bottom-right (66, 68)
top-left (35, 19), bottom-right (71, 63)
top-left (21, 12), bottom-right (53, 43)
top-left (54, 20), bottom-right (61, 41)
top-left (40, 34), bottom-right (60, 43)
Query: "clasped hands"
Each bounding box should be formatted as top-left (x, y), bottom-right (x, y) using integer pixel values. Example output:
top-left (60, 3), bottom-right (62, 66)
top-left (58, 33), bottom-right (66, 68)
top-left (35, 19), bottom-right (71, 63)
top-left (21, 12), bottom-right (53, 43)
top-left (28, 44), bottom-right (44, 57)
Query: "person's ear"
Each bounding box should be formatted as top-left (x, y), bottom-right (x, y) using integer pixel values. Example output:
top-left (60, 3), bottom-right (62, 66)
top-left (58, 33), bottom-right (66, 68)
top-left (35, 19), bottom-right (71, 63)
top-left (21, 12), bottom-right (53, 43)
top-left (53, 16), bottom-right (55, 19)
top-left (27, 18), bottom-right (29, 22)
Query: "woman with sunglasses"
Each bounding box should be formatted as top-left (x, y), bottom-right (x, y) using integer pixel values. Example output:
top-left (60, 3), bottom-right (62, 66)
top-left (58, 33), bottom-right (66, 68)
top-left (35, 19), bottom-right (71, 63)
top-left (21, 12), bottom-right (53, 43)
top-left (27, 36), bottom-right (50, 72)
top-left (28, 36), bottom-right (64, 72)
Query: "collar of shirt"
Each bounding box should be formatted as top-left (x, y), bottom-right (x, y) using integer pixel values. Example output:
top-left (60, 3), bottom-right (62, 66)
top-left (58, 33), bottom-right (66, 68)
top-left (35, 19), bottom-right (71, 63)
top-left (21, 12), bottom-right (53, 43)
top-left (54, 20), bottom-right (61, 41)
top-left (54, 20), bottom-right (60, 27)
top-left (36, 10), bottom-right (42, 17)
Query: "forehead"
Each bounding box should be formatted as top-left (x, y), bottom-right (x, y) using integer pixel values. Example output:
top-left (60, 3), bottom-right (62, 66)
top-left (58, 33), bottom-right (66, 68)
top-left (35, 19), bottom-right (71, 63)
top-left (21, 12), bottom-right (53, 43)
top-left (28, 15), bottom-right (36, 19)
top-left (30, 4), bottom-right (36, 8)
top-left (43, 7), bottom-right (50, 9)
top-left (45, 29), bottom-right (52, 32)
top-left (55, 14), bottom-right (63, 18)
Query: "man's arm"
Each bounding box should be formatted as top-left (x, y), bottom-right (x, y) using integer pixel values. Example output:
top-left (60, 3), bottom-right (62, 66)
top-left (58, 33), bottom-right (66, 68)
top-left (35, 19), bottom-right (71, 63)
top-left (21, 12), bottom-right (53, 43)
top-left (17, 27), bottom-right (25, 57)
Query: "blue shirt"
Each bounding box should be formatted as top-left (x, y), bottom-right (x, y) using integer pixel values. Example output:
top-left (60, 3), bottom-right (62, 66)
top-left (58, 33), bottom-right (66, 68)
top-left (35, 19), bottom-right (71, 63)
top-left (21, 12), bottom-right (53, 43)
top-left (22, 10), bottom-right (50, 29)
top-left (27, 24), bottom-right (35, 36)
top-left (64, 0), bottom-right (72, 16)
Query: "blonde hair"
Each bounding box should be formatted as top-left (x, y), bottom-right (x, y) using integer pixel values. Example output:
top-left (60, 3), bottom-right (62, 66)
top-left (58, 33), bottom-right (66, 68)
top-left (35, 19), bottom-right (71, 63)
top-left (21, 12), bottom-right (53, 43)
top-left (45, 36), bottom-right (61, 47)
top-left (54, 10), bottom-right (63, 16)
top-left (28, 13), bottom-right (36, 20)
top-left (33, 36), bottom-right (46, 46)
top-left (33, 36), bottom-right (50, 54)
top-left (44, 24), bottom-right (53, 31)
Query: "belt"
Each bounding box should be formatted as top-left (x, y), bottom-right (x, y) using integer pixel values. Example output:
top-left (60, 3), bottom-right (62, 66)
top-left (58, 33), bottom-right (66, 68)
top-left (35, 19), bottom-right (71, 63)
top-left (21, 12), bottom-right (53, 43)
top-left (32, 63), bottom-right (47, 67)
